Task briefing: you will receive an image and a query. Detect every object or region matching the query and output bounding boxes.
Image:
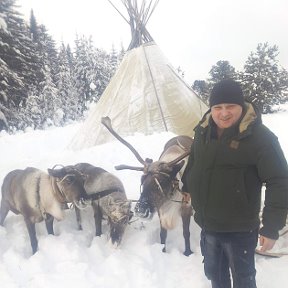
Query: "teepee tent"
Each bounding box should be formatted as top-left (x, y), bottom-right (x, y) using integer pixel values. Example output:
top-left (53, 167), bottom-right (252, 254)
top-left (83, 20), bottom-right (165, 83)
top-left (68, 0), bottom-right (208, 150)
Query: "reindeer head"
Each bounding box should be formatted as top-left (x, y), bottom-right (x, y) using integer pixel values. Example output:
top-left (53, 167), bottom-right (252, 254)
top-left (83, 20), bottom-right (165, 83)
top-left (101, 117), bottom-right (190, 216)
top-left (109, 198), bottom-right (131, 246)
top-left (48, 165), bottom-right (87, 207)
top-left (98, 192), bottom-right (131, 246)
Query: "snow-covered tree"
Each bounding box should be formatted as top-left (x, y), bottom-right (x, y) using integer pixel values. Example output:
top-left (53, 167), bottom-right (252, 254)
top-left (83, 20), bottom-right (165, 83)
top-left (73, 35), bottom-right (114, 112)
top-left (240, 43), bottom-right (288, 113)
top-left (192, 80), bottom-right (210, 105)
top-left (209, 60), bottom-right (237, 85)
top-left (29, 9), bottom-right (38, 42)
top-left (57, 43), bottom-right (81, 122)
top-left (193, 61), bottom-right (237, 105)
top-left (31, 24), bottom-right (61, 127)
top-left (92, 47), bottom-right (114, 102)
top-left (37, 24), bottom-right (59, 86)
top-left (1, 1), bottom-right (120, 131)
top-left (0, 0), bottom-right (43, 129)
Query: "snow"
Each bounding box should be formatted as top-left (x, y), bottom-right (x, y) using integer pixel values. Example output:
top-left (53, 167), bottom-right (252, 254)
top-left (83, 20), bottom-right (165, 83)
top-left (0, 16), bottom-right (7, 32)
top-left (1, 107), bottom-right (288, 288)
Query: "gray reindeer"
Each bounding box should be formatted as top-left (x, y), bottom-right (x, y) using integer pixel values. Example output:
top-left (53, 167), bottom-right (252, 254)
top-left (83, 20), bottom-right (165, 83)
top-left (0, 166), bottom-right (87, 254)
top-left (66, 163), bottom-right (131, 247)
top-left (101, 117), bottom-right (194, 256)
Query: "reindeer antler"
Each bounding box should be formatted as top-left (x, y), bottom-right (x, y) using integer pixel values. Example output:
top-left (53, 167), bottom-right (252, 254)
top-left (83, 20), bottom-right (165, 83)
top-left (51, 164), bottom-right (65, 169)
top-left (115, 165), bottom-right (144, 171)
top-left (101, 116), bottom-right (146, 165)
top-left (167, 150), bottom-right (191, 166)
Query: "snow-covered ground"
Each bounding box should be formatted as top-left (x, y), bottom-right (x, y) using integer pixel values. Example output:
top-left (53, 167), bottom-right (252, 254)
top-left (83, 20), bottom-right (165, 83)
top-left (0, 106), bottom-right (288, 288)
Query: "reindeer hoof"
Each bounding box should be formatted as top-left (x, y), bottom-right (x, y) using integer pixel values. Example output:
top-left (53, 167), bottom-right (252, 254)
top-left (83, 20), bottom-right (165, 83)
top-left (162, 246), bottom-right (166, 253)
top-left (183, 250), bottom-right (193, 256)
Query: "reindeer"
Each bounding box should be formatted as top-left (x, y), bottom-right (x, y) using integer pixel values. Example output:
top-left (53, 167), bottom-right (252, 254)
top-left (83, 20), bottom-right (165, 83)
top-left (66, 163), bottom-right (131, 247)
top-left (101, 117), bottom-right (194, 256)
top-left (0, 166), bottom-right (87, 254)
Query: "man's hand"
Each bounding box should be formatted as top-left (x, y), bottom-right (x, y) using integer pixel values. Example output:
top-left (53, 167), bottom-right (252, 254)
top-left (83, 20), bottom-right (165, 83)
top-left (259, 235), bottom-right (276, 252)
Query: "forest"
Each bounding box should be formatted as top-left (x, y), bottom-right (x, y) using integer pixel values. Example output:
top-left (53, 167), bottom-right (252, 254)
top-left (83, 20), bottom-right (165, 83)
top-left (1, 0), bottom-right (288, 133)
top-left (0, 0), bottom-right (123, 132)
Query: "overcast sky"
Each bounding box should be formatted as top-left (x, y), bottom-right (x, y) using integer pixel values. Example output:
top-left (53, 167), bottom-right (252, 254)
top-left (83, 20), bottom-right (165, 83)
top-left (18, 0), bottom-right (288, 83)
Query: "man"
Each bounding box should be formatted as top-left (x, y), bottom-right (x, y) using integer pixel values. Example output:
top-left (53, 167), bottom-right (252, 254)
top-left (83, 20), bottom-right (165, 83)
top-left (182, 79), bottom-right (288, 288)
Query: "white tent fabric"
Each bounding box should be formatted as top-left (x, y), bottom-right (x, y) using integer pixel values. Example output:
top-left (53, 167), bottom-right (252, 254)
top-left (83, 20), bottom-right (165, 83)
top-left (68, 42), bottom-right (208, 150)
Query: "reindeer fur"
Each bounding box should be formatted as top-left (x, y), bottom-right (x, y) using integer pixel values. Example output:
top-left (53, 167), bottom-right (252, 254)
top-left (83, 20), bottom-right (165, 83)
top-left (72, 163), bottom-right (131, 246)
top-left (101, 117), bottom-right (194, 255)
top-left (0, 166), bottom-right (86, 254)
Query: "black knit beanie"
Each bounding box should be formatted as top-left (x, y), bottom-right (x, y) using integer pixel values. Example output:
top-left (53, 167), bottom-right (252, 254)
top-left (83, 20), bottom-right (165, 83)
top-left (209, 79), bottom-right (244, 107)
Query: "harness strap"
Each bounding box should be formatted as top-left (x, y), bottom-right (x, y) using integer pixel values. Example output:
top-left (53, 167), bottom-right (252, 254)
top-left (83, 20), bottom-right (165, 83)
top-left (85, 188), bottom-right (124, 201)
top-left (50, 177), bottom-right (67, 203)
top-left (36, 175), bottom-right (47, 219)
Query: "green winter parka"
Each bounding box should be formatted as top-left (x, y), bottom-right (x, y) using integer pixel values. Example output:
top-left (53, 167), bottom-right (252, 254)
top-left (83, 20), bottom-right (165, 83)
top-left (182, 102), bottom-right (288, 239)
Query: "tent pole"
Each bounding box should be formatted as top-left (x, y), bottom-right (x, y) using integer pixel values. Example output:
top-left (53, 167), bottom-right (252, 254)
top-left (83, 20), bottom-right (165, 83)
top-left (143, 45), bottom-right (168, 132)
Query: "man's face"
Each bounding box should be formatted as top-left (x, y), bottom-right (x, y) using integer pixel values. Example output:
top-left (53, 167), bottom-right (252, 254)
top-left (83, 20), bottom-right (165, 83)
top-left (211, 103), bottom-right (243, 129)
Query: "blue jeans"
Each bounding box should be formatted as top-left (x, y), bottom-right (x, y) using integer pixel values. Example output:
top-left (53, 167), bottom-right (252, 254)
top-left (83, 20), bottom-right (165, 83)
top-left (200, 230), bottom-right (258, 288)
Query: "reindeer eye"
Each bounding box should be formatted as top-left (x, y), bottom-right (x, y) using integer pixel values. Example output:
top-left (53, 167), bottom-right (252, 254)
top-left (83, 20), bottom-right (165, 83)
top-left (64, 175), bottom-right (75, 184)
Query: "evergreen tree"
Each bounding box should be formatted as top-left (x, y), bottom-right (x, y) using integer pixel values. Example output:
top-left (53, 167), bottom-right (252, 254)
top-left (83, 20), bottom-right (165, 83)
top-left (0, 0), bottom-right (43, 129)
top-left (66, 44), bottom-right (74, 71)
top-left (32, 24), bottom-right (61, 127)
top-left (192, 80), bottom-right (209, 105)
top-left (209, 60), bottom-right (237, 85)
top-left (0, 0), bottom-right (26, 109)
top-left (240, 43), bottom-right (288, 113)
top-left (1, 1), bottom-right (118, 130)
top-left (73, 35), bottom-right (89, 112)
top-left (29, 9), bottom-right (38, 42)
top-left (24, 90), bottom-right (43, 129)
top-left (57, 43), bottom-right (80, 122)
top-left (93, 47), bottom-right (114, 102)
top-left (40, 65), bottom-right (61, 127)
top-left (193, 61), bottom-right (237, 105)
top-left (37, 24), bottom-right (59, 85)
top-left (73, 35), bottom-right (114, 111)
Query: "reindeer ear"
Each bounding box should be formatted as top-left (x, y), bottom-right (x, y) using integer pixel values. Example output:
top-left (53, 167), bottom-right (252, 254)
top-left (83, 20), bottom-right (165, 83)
top-left (48, 167), bottom-right (65, 178)
top-left (47, 168), bottom-right (56, 177)
top-left (171, 160), bottom-right (185, 177)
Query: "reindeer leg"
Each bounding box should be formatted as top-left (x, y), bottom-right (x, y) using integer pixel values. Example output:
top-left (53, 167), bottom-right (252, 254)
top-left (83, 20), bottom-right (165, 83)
top-left (0, 200), bottom-right (10, 226)
top-left (160, 225), bottom-right (167, 253)
top-left (24, 218), bottom-right (38, 254)
top-left (75, 207), bottom-right (83, 230)
top-left (45, 213), bottom-right (54, 235)
top-left (92, 201), bottom-right (103, 237)
top-left (181, 206), bottom-right (193, 256)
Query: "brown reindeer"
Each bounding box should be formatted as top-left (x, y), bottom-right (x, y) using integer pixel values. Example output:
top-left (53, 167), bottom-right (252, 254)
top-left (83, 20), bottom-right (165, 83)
top-left (0, 166), bottom-right (87, 254)
top-left (101, 117), bottom-right (194, 256)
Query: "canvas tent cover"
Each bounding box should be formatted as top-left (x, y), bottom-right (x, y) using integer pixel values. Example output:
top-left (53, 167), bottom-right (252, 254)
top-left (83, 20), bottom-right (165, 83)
top-left (68, 42), bottom-right (208, 150)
